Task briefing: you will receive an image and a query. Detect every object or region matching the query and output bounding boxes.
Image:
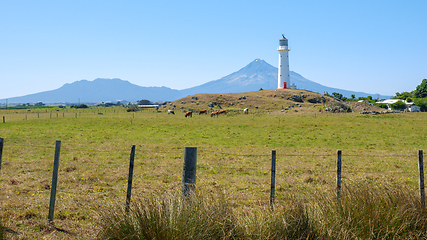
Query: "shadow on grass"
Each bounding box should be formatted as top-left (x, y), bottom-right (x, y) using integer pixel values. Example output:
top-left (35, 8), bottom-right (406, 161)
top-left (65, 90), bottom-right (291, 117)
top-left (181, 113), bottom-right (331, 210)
top-left (46, 221), bottom-right (76, 236)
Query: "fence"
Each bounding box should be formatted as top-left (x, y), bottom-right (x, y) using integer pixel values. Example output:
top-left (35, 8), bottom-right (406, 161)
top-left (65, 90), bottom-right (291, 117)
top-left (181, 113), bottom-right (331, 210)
top-left (0, 108), bottom-right (132, 123)
top-left (0, 138), bottom-right (424, 223)
top-left (0, 107), bottom-right (265, 124)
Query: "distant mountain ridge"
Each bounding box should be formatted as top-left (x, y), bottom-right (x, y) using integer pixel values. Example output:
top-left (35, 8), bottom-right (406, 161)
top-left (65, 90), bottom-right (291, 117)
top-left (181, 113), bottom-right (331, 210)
top-left (1, 59), bottom-right (391, 104)
top-left (2, 78), bottom-right (181, 104)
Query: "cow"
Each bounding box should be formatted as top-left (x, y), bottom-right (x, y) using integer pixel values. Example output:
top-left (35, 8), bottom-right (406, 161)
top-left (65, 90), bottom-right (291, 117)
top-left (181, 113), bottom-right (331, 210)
top-left (210, 111), bottom-right (218, 117)
top-left (168, 110), bottom-right (175, 115)
top-left (199, 109), bottom-right (207, 115)
top-left (243, 108), bottom-right (249, 114)
top-left (185, 111), bottom-right (193, 117)
top-left (218, 110), bottom-right (227, 115)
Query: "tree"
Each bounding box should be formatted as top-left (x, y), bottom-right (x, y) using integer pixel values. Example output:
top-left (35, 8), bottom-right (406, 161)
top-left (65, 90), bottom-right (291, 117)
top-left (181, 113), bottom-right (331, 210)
top-left (71, 104), bottom-right (88, 109)
top-left (351, 94), bottom-right (355, 99)
top-left (34, 102), bottom-right (45, 107)
top-left (414, 79), bottom-right (427, 98)
top-left (394, 91), bottom-right (414, 100)
top-left (137, 99), bottom-right (152, 105)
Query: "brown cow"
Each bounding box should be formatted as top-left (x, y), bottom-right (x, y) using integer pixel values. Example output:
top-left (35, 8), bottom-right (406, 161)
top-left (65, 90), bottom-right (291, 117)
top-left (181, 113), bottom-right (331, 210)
top-left (210, 111), bottom-right (218, 117)
top-left (199, 109), bottom-right (207, 115)
top-left (185, 111), bottom-right (193, 117)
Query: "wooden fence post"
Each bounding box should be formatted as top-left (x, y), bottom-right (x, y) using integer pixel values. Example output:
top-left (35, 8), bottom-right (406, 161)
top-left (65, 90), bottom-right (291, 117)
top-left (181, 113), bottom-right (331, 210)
top-left (336, 150), bottom-right (342, 198)
top-left (182, 147), bottom-right (197, 198)
top-left (0, 138), bottom-right (4, 170)
top-left (125, 145), bottom-right (136, 212)
top-left (48, 141), bottom-right (61, 222)
top-left (270, 150), bottom-right (276, 210)
top-left (418, 150), bottom-right (425, 209)
top-left (2, 116), bottom-right (4, 123)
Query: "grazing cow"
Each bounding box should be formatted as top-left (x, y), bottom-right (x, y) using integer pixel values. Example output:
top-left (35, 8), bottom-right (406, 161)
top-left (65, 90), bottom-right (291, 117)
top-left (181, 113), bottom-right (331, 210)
top-left (210, 111), bottom-right (218, 117)
top-left (168, 110), bottom-right (175, 115)
top-left (199, 109), bottom-right (207, 115)
top-left (185, 111), bottom-right (193, 117)
top-left (243, 108), bottom-right (249, 114)
top-left (218, 110), bottom-right (227, 115)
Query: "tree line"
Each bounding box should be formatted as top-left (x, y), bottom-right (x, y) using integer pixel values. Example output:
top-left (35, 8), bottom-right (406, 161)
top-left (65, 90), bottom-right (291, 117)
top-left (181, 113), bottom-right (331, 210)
top-left (326, 79), bottom-right (427, 111)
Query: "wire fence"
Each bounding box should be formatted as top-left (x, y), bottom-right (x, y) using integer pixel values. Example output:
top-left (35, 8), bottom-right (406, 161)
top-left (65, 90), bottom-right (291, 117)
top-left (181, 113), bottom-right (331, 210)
top-left (0, 138), bottom-right (425, 221)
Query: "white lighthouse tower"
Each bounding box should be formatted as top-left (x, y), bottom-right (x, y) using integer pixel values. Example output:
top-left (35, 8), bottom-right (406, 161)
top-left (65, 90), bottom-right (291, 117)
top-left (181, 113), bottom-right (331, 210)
top-left (278, 35), bottom-right (290, 89)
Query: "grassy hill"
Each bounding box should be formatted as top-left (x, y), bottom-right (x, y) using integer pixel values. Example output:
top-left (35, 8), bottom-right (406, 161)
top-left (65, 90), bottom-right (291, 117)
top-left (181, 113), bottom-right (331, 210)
top-left (168, 88), bottom-right (384, 114)
top-left (170, 89), bottom-right (331, 114)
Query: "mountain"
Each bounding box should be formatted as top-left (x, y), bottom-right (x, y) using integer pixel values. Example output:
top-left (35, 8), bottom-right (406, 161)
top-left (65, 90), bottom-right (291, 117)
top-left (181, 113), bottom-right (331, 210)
top-left (1, 59), bottom-right (391, 104)
top-left (180, 59), bottom-right (277, 95)
top-left (181, 59), bottom-right (390, 99)
top-left (3, 78), bottom-right (181, 104)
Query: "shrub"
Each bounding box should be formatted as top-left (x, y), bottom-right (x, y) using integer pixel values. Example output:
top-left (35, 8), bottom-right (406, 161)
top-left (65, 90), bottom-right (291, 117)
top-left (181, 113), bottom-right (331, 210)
top-left (391, 100), bottom-right (407, 110)
top-left (126, 106), bottom-right (138, 112)
top-left (374, 103), bottom-right (388, 109)
top-left (414, 98), bottom-right (427, 112)
top-left (71, 104), bottom-right (89, 109)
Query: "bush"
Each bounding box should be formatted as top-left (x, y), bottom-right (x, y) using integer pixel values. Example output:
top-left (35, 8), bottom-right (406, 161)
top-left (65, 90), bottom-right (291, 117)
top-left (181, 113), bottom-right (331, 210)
top-left (390, 100), bottom-right (407, 110)
top-left (70, 104), bottom-right (89, 109)
top-left (374, 103), bottom-right (388, 109)
top-left (325, 102), bottom-right (352, 113)
top-left (126, 106), bottom-right (138, 112)
top-left (414, 98), bottom-right (427, 112)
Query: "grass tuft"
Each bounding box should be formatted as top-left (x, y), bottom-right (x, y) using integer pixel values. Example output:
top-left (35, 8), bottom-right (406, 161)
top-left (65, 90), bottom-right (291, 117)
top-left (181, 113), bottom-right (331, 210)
top-left (96, 192), bottom-right (243, 240)
top-left (317, 184), bottom-right (427, 239)
top-left (0, 221), bottom-right (4, 240)
top-left (97, 184), bottom-right (427, 239)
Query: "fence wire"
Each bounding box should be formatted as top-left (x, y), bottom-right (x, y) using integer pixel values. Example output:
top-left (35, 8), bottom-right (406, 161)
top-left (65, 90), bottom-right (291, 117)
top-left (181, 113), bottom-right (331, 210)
top-left (0, 140), bottom-right (423, 207)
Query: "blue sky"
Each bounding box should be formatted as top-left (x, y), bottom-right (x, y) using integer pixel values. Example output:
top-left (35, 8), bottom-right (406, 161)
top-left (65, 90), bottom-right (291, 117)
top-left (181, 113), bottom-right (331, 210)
top-left (1, 0), bottom-right (426, 99)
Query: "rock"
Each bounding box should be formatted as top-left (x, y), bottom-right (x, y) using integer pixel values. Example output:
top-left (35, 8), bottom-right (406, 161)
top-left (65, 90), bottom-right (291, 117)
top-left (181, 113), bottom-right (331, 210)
top-left (289, 95), bottom-right (303, 102)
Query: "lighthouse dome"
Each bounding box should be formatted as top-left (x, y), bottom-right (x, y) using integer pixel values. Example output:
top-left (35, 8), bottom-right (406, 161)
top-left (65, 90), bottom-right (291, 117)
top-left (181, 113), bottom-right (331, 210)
top-left (279, 35), bottom-right (288, 47)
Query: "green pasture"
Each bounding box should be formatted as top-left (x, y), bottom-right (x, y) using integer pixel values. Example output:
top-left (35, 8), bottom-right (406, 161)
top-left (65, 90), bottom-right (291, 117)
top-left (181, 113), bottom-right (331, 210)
top-left (0, 107), bottom-right (426, 238)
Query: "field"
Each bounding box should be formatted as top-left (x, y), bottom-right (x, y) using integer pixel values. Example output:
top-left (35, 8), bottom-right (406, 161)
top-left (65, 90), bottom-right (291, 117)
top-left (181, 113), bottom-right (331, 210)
top-left (1, 90), bottom-right (427, 239)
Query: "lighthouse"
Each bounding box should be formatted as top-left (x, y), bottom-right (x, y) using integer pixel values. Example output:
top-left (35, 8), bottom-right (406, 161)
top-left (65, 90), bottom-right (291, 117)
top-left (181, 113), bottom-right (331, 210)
top-left (278, 35), bottom-right (290, 89)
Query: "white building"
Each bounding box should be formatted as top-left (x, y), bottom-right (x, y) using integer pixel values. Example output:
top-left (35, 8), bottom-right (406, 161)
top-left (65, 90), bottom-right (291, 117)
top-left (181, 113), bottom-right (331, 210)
top-left (376, 99), bottom-right (420, 112)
